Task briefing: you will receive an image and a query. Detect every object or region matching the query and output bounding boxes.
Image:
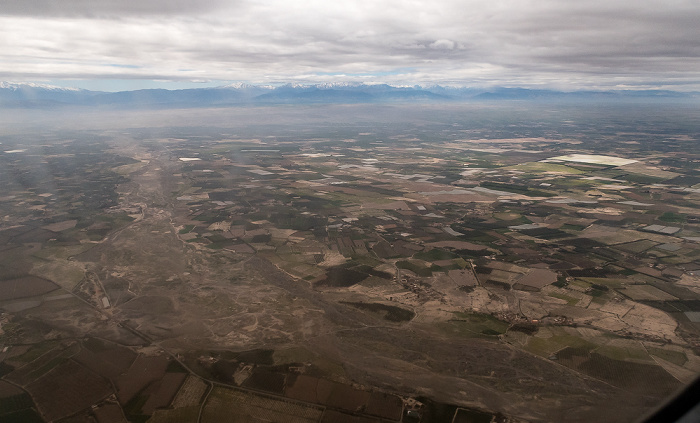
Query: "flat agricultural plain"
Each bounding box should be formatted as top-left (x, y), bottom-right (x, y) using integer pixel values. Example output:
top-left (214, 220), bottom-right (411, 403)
top-left (1, 104), bottom-right (700, 423)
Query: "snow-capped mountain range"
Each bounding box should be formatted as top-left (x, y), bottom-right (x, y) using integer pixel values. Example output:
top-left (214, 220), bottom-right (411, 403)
top-left (0, 81), bottom-right (697, 108)
top-left (0, 81), bottom-right (84, 91)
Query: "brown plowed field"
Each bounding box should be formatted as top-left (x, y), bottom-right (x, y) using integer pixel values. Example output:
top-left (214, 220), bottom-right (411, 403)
top-left (25, 360), bottom-right (112, 422)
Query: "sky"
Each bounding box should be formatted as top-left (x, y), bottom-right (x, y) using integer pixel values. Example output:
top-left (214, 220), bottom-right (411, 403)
top-left (1, 0), bottom-right (699, 92)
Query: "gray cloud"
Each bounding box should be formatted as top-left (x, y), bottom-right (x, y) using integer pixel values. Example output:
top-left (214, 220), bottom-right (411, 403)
top-left (1, 0), bottom-right (699, 90)
top-left (0, 0), bottom-right (231, 17)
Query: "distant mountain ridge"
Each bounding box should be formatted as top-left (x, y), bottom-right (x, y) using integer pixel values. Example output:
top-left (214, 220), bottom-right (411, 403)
top-left (1, 81), bottom-right (698, 108)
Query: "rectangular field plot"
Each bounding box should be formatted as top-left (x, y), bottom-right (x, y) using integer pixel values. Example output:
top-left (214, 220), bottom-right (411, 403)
top-left (0, 392), bottom-right (34, 416)
top-left (320, 410), bottom-right (382, 423)
top-left (617, 285), bottom-right (677, 301)
top-left (613, 240), bottom-right (659, 254)
top-left (515, 268), bottom-right (558, 289)
top-left (447, 269), bottom-right (478, 286)
top-left (29, 260), bottom-right (85, 290)
top-left (141, 372), bottom-right (188, 414)
top-left (25, 360), bottom-right (113, 422)
top-left (0, 276), bottom-right (59, 301)
top-left (365, 392), bottom-right (403, 421)
top-left (93, 403), bottom-right (128, 423)
top-left (202, 387), bottom-right (323, 423)
top-left (171, 376), bottom-right (208, 408)
top-left (147, 406), bottom-right (199, 423)
top-left (73, 338), bottom-right (138, 380)
top-left (115, 355), bottom-right (169, 404)
top-left (0, 381), bottom-right (24, 399)
top-left (6, 343), bottom-right (80, 386)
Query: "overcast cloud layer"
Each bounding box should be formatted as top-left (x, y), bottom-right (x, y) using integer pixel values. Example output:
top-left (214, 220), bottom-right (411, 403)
top-left (1, 0), bottom-right (699, 91)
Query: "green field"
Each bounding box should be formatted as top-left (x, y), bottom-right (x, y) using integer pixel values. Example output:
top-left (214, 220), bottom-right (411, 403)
top-left (439, 312), bottom-right (510, 338)
top-left (647, 347), bottom-right (688, 366)
top-left (525, 330), bottom-right (597, 357)
top-left (340, 301), bottom-right (415, 322)
top-left (202, 387), bottom-right (323, 423)
top-left (548, 292), bottom-right (580, 306)
top-left (509, 162), bottom-right (584, 174)
top-left (595, 345), bottom-right (652, 362)
top-left (396, 260), bottom-right (432, 277)
top-left (580, 278), bottom-right (626, 289)
top-left (413, 248), bottom-right (459, 261)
